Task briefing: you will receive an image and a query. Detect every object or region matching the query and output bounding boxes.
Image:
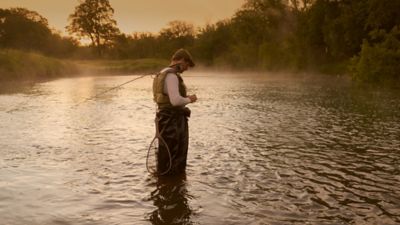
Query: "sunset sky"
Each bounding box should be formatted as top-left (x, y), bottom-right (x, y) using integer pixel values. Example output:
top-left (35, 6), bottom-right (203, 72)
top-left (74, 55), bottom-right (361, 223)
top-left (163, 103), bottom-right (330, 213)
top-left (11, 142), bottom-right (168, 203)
top-left (0, 0), bottom-right (245, 34)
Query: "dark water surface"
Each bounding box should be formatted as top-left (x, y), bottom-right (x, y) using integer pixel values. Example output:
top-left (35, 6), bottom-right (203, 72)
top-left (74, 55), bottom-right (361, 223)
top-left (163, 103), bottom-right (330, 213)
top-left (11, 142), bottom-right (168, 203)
top-left (0, 72), bottom-right (399, 224)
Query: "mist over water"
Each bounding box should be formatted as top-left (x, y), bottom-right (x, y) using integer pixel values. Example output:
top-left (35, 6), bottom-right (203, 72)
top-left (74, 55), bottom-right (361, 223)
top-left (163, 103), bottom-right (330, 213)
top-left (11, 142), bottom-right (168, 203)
top-left (0, 72), bottom-right (399, 224)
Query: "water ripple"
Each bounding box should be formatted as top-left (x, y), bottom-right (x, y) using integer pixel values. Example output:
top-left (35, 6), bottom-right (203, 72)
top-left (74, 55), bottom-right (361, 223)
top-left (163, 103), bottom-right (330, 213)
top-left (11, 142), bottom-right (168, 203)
top-left (0, 74), bottom-right (399, 224)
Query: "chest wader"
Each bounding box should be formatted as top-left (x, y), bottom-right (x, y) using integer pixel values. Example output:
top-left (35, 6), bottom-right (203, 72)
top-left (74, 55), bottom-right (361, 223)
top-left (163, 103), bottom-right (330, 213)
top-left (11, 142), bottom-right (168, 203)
top-left (152, 68), bottom-right (191, 175)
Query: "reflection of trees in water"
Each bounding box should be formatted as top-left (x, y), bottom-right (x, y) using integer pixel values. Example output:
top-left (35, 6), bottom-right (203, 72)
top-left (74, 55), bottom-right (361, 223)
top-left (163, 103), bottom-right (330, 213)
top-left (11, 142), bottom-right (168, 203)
top-left (0, 81), bottom-right (36, 95)
top-left (148, 173), bottom-right (193, 225)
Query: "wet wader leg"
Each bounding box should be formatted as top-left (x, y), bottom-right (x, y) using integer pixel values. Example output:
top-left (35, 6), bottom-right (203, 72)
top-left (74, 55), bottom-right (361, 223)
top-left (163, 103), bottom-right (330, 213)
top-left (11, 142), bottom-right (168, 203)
top-left (176, 115), bottom-right (189, 173)
top-left (157, 113), bottom-right (175, 174)
top-left (157, 111), bottom-right (189, 176)
top-left (166, 115), bottom-right (181, 175)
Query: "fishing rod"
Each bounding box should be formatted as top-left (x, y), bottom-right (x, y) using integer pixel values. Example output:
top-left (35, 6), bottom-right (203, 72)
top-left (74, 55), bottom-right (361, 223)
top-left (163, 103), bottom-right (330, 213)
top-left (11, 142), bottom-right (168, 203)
top-left (71, 71), bottom-right (174, 176)
top-left (3, 73), bottom-right (155, 113)
top-left (73, 73), bottom-right (155, 107)
top-left (72, 63), bottom-right (189, 107)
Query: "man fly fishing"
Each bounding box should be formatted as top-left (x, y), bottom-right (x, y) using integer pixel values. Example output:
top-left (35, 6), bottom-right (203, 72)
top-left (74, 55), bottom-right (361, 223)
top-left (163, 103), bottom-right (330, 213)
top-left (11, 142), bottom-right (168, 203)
top-left (152, 48), bottom-right (197, 175)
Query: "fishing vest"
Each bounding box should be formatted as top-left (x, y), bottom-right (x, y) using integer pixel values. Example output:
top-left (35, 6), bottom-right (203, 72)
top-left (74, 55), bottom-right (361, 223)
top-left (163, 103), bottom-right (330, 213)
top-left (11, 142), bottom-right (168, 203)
top-left (153, 67), bottom-right (187, 109)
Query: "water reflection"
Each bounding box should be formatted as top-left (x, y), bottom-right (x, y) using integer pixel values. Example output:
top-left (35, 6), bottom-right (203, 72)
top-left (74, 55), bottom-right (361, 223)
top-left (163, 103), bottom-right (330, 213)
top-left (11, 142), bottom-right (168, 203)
top-left (1, 73), bottom-right (400, 224)
top-left (148, 173), bottom-right (193, 225)
top-left (0, 81), bottom-right (35, 94)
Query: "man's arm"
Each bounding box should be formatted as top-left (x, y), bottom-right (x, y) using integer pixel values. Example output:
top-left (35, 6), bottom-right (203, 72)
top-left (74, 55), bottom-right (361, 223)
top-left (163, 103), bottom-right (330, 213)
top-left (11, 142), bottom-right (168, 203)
top-left (164, 73), bottom-right (191, 106)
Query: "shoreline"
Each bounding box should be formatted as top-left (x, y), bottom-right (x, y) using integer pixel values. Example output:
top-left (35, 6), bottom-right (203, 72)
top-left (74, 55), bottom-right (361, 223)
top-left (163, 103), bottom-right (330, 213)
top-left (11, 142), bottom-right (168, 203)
top-left (1, 50), bottom-right (398, 89)
top-left (0, 50), bottom-right (349, 83)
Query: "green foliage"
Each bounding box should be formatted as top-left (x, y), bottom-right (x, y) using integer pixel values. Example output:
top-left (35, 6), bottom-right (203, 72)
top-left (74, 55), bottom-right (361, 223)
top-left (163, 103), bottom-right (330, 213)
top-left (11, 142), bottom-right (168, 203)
top-left (0, 8), bottom-right (50, 50)
top-left (193, 21), bottom-right (233, 66)
top-left (0, 49), bottom-right (78, 81)
top-left (322, 1), bottom-right (368, 60)
top-left (193, 0), bottom-right (291, 69)
top-left (67, 0), bottom-right (120, 56)
top-left (0, 8), bottom-right (78, 57)
top-left (158, 21), bottom-right (195, 57)
top-left (365, 0), bottom-right (400, 32)
top-left (260, 0), bottom-right (398, 78)
top-left (231, 0), bottom-right (284, 68)
top-left (259, 41), bottom-right (286, 70)
top-left (75, 58), bottom-right (168, 75)
top-left (105, 20), bottom-right (196, 60)
top-left (351, 27), bottom-right (400, 84)
top-left (1, 0), bottom-right (399, 86)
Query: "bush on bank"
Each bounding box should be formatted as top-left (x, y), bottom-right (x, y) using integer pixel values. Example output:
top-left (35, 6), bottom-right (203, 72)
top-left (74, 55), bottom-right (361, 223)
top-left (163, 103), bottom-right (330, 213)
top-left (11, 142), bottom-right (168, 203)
top-left (351, 27), bottom-right (400, 85)
top-left (0, 49), bottom-right (78, 81)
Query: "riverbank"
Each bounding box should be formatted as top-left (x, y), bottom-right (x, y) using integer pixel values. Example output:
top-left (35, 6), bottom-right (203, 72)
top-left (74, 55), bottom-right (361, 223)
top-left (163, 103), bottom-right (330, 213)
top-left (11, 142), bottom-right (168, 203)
top-left (0, 50), bottom-right (79, 81)
top-left (0, 50), bottom-right (168, 82)
top-left (74, 58), bottom-right (168, 75)
top-left (1, 50), bottom-right (398, 89)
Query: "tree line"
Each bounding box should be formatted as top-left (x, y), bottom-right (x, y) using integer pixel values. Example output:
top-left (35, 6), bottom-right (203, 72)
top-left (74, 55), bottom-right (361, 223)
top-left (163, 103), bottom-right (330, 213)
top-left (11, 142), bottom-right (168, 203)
top-left (1, 0), bottom-right (399, 83)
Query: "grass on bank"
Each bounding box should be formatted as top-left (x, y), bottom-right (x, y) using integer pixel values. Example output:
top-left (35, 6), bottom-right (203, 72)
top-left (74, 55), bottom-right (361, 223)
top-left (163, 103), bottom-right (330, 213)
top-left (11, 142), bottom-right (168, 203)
top-left (74, 58), bottom-right (169, 75)
top-left (0, 49), bottom-right (78, 81)
top-left (0, 50), bottom-right (169, 82)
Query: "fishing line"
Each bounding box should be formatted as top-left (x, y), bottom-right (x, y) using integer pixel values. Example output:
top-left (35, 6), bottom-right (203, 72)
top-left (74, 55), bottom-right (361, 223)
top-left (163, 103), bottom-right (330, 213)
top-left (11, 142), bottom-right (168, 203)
top-left (72, 73), bottom-right (155, 108)
top-left (3, 71), bottom-right (175, 175)
top-left (67, 71), bottom-right (173, 176)
top-left (146, 115), bottom-right (173, 176)
top-left (67, 72), bottom-right (173, 175)
top-left (3, 73), bottom-right (155, 113)
top-left (4, 98), bottom-right (31, 113)
top-left (3, 86), bottom-right (46, 113)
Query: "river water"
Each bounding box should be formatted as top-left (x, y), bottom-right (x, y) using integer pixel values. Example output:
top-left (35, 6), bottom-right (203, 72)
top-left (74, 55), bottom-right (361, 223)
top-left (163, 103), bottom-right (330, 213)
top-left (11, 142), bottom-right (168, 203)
top-left (0, 72), bottom-right (399, 225)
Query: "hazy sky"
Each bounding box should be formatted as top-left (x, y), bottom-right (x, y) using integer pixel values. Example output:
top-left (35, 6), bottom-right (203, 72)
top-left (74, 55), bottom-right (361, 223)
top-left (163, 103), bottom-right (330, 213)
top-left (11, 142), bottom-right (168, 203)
top-left (0, 0), bottom-right (245, 34)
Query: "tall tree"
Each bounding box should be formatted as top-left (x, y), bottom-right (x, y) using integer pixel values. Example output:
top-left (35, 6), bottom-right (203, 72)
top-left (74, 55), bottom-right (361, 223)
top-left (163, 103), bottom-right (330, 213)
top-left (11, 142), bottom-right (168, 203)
top-left (158, 21), bottom-right (195, 57)
top-left (67, 0), bottom-right (120, 56)
top-left (0, 8), bottom-right (51, 50)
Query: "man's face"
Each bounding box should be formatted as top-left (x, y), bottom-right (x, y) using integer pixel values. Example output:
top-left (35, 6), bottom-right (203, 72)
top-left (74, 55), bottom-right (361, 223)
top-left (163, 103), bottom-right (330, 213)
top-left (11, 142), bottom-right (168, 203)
top-left (177, 59), bottom-right (190, 72)
top-left (181, 61), bottom-right (190, 71)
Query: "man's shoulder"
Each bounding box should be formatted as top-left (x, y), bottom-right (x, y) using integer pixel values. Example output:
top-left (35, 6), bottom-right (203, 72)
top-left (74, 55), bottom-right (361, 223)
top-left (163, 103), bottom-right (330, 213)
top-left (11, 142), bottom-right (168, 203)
top-left (160, 67), bottom-right (178, 75)
top-left (165, 72), bottom-right (179, 82)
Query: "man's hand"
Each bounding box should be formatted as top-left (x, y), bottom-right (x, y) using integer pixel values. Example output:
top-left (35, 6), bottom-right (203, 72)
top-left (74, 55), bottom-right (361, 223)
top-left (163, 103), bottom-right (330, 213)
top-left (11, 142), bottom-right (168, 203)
top-left (188, 94), bottom-right (197, 103)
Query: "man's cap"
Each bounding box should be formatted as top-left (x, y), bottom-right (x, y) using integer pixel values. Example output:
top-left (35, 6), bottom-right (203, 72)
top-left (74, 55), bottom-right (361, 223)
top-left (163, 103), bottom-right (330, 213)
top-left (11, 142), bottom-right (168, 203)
top-left (171, 48), bottom-right (195, 67)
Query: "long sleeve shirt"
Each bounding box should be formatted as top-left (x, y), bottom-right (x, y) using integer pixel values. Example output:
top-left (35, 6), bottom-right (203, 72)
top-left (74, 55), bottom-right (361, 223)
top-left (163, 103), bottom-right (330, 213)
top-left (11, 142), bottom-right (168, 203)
top-left (163, 72), bottom-right (191, 107)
